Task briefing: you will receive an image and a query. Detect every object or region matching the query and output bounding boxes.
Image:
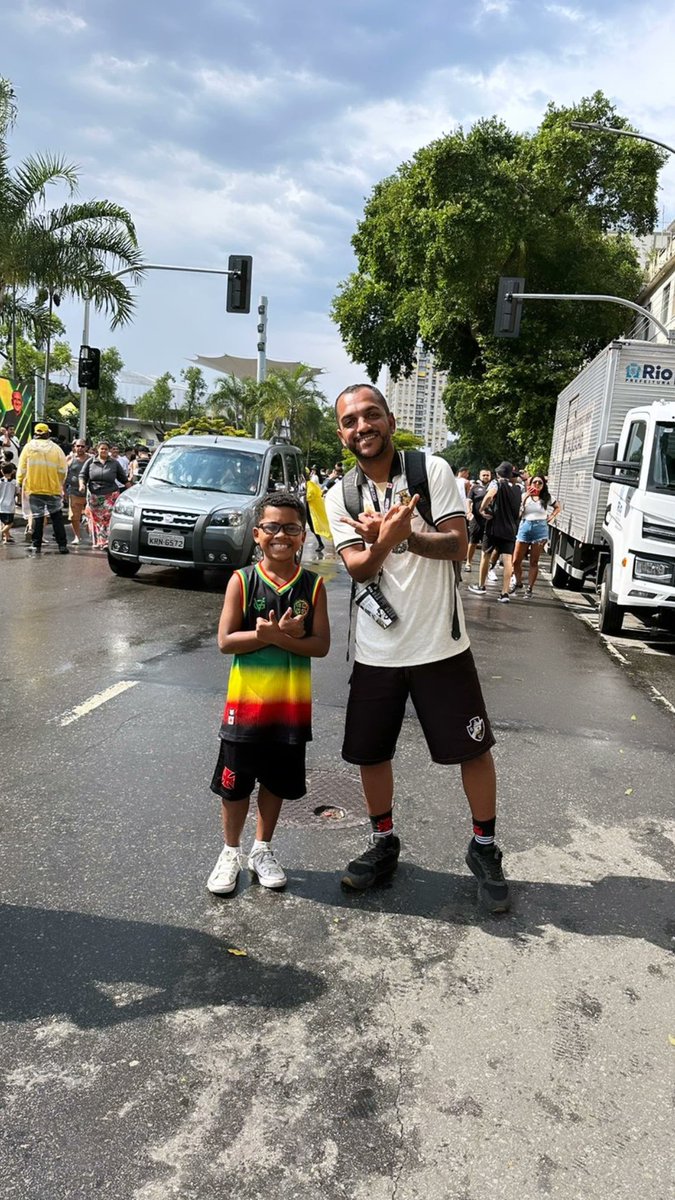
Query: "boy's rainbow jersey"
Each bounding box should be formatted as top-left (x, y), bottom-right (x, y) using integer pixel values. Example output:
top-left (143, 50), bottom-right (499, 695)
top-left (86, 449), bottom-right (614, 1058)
top-left (220, 562), bottom-right (324, 745)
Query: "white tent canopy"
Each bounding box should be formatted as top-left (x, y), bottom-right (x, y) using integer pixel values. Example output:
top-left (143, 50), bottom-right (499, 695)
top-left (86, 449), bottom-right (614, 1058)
top-left (193, 354), bottom-right (323, 380)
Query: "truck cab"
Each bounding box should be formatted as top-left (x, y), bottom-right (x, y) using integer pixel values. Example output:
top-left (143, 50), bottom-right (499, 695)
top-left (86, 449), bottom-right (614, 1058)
top-left (593, 400), bottom-right (675, 633)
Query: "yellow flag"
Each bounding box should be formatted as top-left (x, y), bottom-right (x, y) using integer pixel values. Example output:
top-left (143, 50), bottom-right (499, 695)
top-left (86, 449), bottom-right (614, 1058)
top-left (58, 401), bottom-right (79, 418)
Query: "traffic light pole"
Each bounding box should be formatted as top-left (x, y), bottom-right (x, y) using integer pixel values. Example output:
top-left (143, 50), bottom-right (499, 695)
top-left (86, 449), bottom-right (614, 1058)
top-left (78, 261), bottom-right (245, 440)
top-left (254, 295), bottom-right (268, 439)
top-left (508, 291), bottom-right (675, 343)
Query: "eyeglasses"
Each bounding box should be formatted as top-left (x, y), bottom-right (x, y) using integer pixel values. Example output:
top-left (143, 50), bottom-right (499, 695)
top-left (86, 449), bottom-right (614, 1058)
top-left (531, 479), bottom-right (543, 486)
top-left (258, 521), bottom-right (304, 536)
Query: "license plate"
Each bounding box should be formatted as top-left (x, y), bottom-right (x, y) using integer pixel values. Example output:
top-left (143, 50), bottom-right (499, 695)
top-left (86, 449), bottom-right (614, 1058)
top-left (147, 529), bottom-right (185, 549)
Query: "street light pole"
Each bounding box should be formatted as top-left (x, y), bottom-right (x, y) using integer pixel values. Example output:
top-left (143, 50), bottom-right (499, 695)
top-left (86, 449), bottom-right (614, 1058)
top-left (254, 295), bottom-right (268, 439)
top-left (570, 121), bottom-right (675, 158)
top-left (78, 261), bottom-right (241, 440)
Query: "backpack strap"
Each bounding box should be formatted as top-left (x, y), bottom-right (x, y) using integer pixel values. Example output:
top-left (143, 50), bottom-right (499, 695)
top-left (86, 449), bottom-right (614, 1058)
top-left (341, 466), bottom-right (361, 521)
top-left (402, 450), bottom-right (432, 527)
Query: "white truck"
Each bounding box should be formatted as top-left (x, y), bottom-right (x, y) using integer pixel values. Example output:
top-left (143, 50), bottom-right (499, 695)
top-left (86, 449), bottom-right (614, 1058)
top-left (547, 339), bottom-right (675, 634)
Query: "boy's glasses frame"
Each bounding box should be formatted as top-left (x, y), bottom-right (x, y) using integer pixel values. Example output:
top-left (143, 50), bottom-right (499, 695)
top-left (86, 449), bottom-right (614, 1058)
top-left (257, 521), bottom-right (304, 536)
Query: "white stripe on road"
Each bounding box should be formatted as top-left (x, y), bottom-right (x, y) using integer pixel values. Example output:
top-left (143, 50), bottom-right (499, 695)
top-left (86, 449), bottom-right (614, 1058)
top-left (59, 681), bottom-right (138, 727)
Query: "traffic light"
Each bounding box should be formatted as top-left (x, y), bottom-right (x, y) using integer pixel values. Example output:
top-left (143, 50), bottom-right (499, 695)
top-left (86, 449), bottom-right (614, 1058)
top-left (226, 255), bottom-right (253, 314)
top-left (494, 276), bottom-right (524, 338)
top-left (78, 346), bottom-right (101, 389)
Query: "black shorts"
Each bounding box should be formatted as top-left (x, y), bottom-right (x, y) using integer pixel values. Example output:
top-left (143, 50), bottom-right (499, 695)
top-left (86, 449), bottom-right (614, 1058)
top-left (468, 517), bottom-right (485, 545)
top-left (342, 649), bottom-right (495, 766)
top-left (482, 530), bottom-right (516, 555)
top-left (210, 738), bottom-right (307, 802)
top-left (0, 512), bottom-right (14, 525)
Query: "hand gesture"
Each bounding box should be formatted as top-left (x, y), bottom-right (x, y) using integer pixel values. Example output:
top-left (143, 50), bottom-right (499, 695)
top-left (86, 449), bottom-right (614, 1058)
top-left (278, 606), bottom-right (306, 639)
top-left (340, 509), bottom-right (382, 544)
top-left (255, 610), bottom-right (280, 645)
top-left (378, 493), bottom-right (419, 549)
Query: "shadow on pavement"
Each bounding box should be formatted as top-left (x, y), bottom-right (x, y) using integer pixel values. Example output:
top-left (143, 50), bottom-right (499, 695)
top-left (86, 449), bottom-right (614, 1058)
top-left (0, 904), bottom-right (326, 1028)
top-left (289, 864), bottom-right (674, 950)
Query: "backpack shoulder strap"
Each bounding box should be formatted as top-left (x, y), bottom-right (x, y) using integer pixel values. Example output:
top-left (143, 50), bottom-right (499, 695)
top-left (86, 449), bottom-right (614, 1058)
top-left (403, 450), bottom-right (432, 527)
top-left (341, 466), bottom-right (361, 521)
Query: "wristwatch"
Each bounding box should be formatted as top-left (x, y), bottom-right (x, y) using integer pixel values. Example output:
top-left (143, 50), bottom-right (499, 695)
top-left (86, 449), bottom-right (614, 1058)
top-left (392, 539), bottom-right (409, 554)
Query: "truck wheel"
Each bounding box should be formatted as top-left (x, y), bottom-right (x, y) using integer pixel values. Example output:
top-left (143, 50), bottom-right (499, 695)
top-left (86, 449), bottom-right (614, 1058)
top-left (598, 564), bottom-right (623, 634)
top-left (550, 558), bottom-right (569, 588)
top-left (107, 552), bottom-right (140, 578)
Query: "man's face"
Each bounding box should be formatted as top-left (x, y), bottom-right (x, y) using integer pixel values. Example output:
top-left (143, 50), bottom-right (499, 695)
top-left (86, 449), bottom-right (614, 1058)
top-left (335, 388), bottom-right (395, 461)
top-left (479, 470), bottom-right (491, 486)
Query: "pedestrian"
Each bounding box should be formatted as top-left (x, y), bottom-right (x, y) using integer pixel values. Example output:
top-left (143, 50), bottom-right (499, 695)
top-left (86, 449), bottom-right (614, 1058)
top-left (321, 462), bottom-right (344, 493)
top-left (16, 423), bottom-right (69, 555)
top-left (454, 467), bottom-right (471, 518)
top-left (65, 439), bottom-right (91, 544)
top-left (110, 444), bottom-right (130, 474)
top-left (304, 470), bottom-right (331, 559)
top-left (511, 475), bottom-right (561, 596)
top-left (468, 461), bottom-right (522, 603)
top-left (465, 468), bottom-right (492, 572)
top-left (78, 441), bottom-right (128, 550)
top-left (207, 490), bottom-right (330, 895)
top-left (0, 425), bottom-right (20, 460)
top-left (0, 463), bottom-right (17, 543)
top-left (324, 384), bottom-right (509, 913)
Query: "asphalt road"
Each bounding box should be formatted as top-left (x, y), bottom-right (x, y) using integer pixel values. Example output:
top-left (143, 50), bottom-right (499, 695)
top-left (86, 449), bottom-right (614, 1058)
top-left (1, 543), bottom-right (673, 1200)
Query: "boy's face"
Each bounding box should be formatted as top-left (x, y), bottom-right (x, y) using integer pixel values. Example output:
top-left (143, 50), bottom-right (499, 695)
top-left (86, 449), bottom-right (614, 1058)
top-left (253, 505), bottom-right (305, 565)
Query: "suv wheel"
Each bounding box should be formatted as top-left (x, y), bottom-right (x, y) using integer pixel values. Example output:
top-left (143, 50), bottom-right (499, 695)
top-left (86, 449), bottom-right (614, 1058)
top-left (107, 552), bottom-right (141, 578)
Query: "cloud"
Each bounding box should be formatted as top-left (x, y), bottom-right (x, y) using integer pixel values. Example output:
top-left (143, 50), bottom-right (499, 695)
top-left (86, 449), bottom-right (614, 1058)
top-left (19, 2), bottom-right (86, 32)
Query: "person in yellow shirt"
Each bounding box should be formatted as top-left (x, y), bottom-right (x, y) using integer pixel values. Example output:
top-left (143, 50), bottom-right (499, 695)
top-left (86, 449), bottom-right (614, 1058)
top-left (16, 423), bottom-right (69, 555)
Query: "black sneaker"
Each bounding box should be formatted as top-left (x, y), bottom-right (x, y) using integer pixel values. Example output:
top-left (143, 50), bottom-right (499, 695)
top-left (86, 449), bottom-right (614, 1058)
top-left (341, 835), bottom-right (400, 891)
top-left (58, 545), bottom-right (69, 555)
top-left (465, 839), bottom-right (510, 913)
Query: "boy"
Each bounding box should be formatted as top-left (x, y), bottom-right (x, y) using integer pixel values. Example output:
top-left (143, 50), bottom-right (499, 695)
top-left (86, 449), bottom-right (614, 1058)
top-left (0, 463), bottom-right (17, 544)
top-left (207, 491), bottom-right (330, 894)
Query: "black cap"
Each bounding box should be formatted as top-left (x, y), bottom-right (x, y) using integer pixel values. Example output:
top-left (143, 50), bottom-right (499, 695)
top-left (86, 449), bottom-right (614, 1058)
top-left (496, 461), bottom-right (516, 479)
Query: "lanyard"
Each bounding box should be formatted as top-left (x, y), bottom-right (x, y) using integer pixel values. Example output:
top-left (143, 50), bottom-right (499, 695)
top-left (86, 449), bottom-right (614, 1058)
top-left (363, 453), bottom-right (400, 513)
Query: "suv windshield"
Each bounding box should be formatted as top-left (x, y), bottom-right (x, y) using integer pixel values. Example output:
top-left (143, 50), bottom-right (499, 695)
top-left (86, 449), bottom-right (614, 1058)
top-left (144, 445), bottom-right (262, 495)
top-left (647, 423), bottom-right (675, 495)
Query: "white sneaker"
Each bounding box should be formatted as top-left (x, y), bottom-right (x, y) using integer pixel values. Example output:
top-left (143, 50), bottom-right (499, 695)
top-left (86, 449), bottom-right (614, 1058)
top-left (248, 841), bottom-right (287, 889)
top-left (207, 844), bottom-right (241, 894)
top-left (72, 536), bottom-right (79, 545)
top-left (487, 569), bottom-right (498, 583)
top-left (508, 577), bottom-right (517, 593)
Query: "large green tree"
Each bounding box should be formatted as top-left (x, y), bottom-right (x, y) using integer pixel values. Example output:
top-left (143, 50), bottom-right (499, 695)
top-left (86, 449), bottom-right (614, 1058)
top-left (180, 366), bottom-right (207, 421)
top-left (135, 372), bottom-right (177, 437)
top-left (0, 74), bottom-right (144, 356)
top-left (206, 374), bottom-right (260, 433)
top-left (332, 92), bottom-right (665, 461)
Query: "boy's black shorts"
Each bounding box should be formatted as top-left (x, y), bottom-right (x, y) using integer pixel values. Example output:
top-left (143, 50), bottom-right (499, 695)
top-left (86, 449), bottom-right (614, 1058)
top-left (210, 738), bottom-right (307, 802)
top-left (342, 649), bottom-right (495, 766)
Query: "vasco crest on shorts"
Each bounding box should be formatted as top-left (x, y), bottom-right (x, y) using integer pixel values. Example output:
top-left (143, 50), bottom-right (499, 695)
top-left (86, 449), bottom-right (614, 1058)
top-left (467, 716), bottom-right (485, 742)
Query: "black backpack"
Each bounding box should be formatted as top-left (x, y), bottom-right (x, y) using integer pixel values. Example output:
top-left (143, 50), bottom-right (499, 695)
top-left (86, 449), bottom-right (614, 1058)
top-left (341, 450), bottom-right (462, 642)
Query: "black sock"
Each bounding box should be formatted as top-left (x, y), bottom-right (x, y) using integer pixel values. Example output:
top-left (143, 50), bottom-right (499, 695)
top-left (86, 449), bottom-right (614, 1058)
top-left (370, 809), bottom-right (394, 841)
top-left (472, 816), bottom-right (496, 849)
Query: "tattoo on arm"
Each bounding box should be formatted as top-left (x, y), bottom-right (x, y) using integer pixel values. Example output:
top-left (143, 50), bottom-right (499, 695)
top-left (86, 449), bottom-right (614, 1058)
top-left (408, 530), bottom-right (463, 560)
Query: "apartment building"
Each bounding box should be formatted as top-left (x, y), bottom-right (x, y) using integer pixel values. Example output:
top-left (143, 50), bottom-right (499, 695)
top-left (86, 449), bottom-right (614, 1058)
top-left (633, 221), bottom-right (675, 343)
top-left (385, 346), bottom-right (450, 452)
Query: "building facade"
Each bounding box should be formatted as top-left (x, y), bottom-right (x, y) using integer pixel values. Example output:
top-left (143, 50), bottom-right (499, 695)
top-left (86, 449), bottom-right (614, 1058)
top-left (385, 346), bottom-right (450, 452)
top-left (633, 221), bottom-right (675, 344)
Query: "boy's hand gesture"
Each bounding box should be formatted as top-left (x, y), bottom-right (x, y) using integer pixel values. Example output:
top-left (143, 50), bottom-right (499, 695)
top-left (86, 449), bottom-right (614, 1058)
top-left (256, 608), bottom-right (305, 644)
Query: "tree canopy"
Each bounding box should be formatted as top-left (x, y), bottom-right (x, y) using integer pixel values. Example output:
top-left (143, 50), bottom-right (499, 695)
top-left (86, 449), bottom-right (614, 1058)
top-left (135, 372), bottom-right (177, 437)
top-left (332, 91), bottom-right (665, 462)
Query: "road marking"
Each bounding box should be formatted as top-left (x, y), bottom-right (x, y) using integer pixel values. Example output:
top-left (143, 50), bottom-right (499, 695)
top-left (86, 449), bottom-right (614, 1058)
top-left (59, 681), bottom-right (139, 727)
top-left (649, 685), bottom-right (675, 716)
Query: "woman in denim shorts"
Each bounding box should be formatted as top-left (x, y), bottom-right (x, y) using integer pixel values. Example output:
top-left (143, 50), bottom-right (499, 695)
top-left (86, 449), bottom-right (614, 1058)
top-left (512, 476), bottom-right (560, 596)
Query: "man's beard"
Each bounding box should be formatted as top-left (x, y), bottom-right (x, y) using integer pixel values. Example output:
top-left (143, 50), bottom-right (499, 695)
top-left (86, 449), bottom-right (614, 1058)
top-left (352, 430), bottom-right (389, 460)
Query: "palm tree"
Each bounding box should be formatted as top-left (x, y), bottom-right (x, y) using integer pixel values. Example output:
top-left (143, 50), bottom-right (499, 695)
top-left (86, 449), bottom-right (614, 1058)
top-left (0, 75), bottom-right (144, 381)
top-left (206, 375), bottom-right (261, 433)
top-left (258, 365), bottom-right (326, 448)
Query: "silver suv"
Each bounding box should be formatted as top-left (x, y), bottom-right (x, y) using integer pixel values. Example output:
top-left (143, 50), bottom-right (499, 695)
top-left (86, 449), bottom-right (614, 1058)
top-left (107, 435), bottom-right (305, 578)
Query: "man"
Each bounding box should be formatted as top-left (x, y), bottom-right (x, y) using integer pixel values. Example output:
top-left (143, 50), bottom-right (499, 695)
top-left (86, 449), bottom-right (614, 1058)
top-left (468, 462), bottom-right (521, 603)
top-left (465, 468), bottom-right (492, 571)
top-left (16, 423), bottom-right (69, 555)
top-left (64, 439), bottom-right (91, 543)
top-left (321, 462), bottom-right (344, 493)
top-left (110, 445), bottom-right (130, 474)
top-left (324, 384), bottom-right (509, 913)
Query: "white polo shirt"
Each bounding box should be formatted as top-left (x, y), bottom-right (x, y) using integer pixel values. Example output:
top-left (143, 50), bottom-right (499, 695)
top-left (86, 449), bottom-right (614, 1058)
top-left (325, 454), bottom-right (470, 667)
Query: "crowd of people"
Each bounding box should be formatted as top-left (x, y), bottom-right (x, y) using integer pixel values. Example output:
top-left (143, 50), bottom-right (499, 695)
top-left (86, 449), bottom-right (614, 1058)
top-left (0, 424), bottom-right (152, 554)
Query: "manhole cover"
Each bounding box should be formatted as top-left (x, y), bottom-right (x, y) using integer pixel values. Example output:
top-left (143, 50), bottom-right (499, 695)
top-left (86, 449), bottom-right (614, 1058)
top-left (281, 768), bottom-right (367, 828)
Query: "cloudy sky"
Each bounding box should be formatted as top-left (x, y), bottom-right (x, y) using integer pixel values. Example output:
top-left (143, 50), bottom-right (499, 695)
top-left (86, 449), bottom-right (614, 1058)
top-left (5, 0), bottom-right (675, 400)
